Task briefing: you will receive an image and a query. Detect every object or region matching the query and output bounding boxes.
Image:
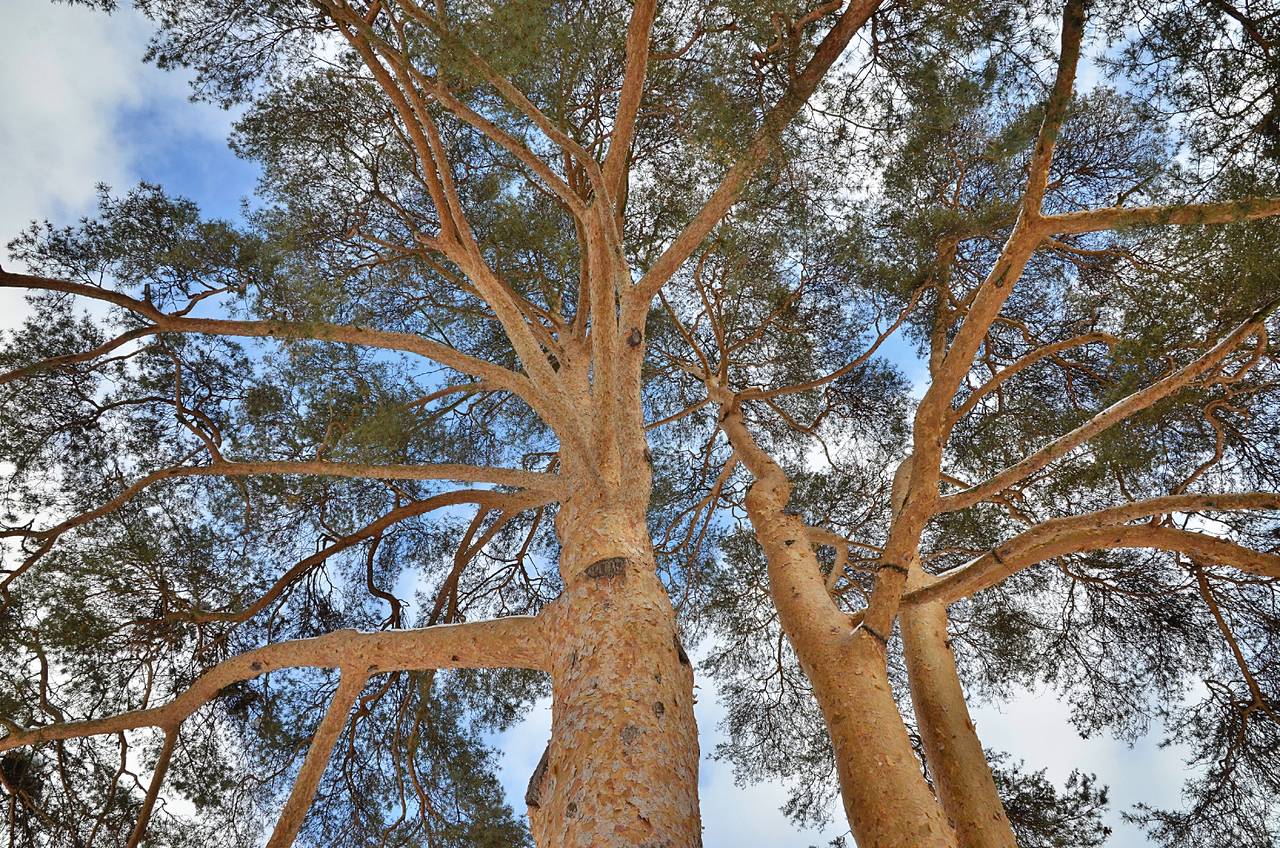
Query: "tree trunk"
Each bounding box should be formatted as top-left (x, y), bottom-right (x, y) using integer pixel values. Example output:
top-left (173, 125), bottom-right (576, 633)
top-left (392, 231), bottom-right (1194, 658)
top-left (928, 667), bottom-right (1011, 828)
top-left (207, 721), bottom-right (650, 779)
top-left (744, 478), bottom-right (958, 848)
top-left (527, 498), bottom-right (701, 848)
top-left (901, 601), bottom-right (1017, 848)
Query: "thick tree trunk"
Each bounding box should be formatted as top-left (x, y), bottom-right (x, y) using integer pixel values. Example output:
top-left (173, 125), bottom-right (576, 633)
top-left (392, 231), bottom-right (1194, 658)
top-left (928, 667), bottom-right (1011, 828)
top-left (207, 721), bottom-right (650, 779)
top-left (527, 499), bottom-right (700, 848)
top-left (901, 601), bottom-right (1017, 848)
top-left (743, 477), bottom-right (958, 848)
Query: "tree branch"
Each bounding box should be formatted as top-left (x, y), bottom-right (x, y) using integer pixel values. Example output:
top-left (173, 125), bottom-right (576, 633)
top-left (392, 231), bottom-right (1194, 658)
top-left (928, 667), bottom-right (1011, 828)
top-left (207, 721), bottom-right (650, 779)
top-left (626, 0), bottom-right (883, 312)
top-left (0, 616), bottom-right (547, 754)
top-left (1042, 196), bottom-right (1280, 235)
top-left (602, 0), bottom-right (657, 214)
top-left (0, 270), bottom-right (537, 404)
top-left (170, 489), bottom-right (551, 625)
top-left (941, 296), bottom-right (1279, 511)
top-left (909, 497), bottom-right (1280, 607)
top-left (949, 331), bottom-right (1119, 423)
top-left (265, 671), bottom-right (368, 848)
top-left (125, 726), bottom-right (177, 848)
top-left (3, 460), bottom-right (559, 543)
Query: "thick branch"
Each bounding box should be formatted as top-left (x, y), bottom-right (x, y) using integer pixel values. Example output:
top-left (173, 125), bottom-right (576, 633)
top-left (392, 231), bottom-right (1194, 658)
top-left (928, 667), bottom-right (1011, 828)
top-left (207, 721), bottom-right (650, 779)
top-left (941, 299), bottom-right (1278, 511)
top-left (0, 616), bottom-right (547, 754)
top-left (910, 500), bottom-right (1280, 607)
top-left (867, 3), bottom-right (1090, 639)
top-left (1022, 0), bottom-right (1086, 214)
top-left (1042, 196), bottom-right (1280, 235)
top-left (602, 0), bottom-right (657, 212)
top-left (719, 401), bottom-right (847, 627)
top-left (627, 0), bottom-right (883, 311)
top-left (0, 271), bottom-right (536, 403)
top-left (909, 0), bottom-right (1086, 455)
top-left (265, 671), bottom-right (368, 848)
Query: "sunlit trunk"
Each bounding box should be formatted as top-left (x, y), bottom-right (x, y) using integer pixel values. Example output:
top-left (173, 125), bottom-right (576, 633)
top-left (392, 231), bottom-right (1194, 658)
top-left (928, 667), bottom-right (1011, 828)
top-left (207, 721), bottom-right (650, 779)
top-left (527, 497), bottom-right (701, 847)
top-left (901, 600), bottom-right (1017, 848)
top-left (744, 481), bottom-right (958, 848)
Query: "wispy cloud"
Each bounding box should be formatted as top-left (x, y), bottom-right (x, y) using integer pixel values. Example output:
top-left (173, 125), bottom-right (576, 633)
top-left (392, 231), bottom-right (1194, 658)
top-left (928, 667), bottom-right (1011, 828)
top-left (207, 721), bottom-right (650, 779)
top-left (0, 1), bottom-right (245, 324)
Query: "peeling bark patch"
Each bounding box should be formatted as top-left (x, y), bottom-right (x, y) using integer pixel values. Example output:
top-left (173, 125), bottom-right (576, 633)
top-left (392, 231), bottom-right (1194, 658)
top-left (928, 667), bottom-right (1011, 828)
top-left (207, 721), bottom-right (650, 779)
top-left (653, 701), bottom-right (665, 717)
top-left (673, 635), bottom-right (690, 665)
top-left (584, 556), bottom-right (627, 579)
top-left (524, 744), bottom-right (550, 808)
top-left (620, 724), bottom-right (642, 744)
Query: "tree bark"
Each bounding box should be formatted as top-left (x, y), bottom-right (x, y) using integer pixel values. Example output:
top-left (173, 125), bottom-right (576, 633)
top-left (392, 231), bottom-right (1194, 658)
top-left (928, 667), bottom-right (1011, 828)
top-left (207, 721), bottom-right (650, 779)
top-left (527, 497), bottom-right (701, 848)
top-left (901, 601), bottom-right (1017, 848)
top-left (722, 405), bottom-right (956, 846)
top-left (744, 477), bottom-right (958, 848)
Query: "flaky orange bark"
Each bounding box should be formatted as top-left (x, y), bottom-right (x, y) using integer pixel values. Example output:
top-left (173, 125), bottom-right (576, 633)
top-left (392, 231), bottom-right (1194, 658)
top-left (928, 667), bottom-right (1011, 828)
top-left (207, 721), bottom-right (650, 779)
top-left (901, 602), bottom-right (1016, 848)
top-left (530, 499), bottom-right (700, 847)
top-left (722, 405), bottom-right (959, 848)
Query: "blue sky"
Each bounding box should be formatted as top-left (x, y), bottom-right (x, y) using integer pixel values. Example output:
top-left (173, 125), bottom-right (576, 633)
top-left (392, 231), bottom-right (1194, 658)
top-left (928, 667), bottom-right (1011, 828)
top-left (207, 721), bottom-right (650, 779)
top-left (0, 2), bottom-right (1187, 844)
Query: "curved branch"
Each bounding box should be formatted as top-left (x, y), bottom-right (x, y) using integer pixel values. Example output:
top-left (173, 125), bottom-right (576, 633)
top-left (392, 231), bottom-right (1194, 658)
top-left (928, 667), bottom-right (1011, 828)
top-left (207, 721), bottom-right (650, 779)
top-left (865, 2), bottom-right (1090, 636)
top-left (910, 500), bottom-right (1280, 607)
top-left (907, 0), bottom-right (1085, 461)
top-left (627, 0), bottom-right (884, 311)
top-left (0, 326), bottom-right (158, 387)
top-left (0, 270), bottom-right (541, 410)
top-left (949, 331), bottom-right (1118, 423)
top-left (941, 298), bottom-right (1279, 511)
top-left (4, 460), bottom-right (561, 543)
top-left (740, 284), bottom-right (924, 402)
top-left (173, 489), bottom-right (551, 625)
top-left (1042, 196), bottom-right (1280, 235)
top-left (0, 615), bottom-right (547, 754)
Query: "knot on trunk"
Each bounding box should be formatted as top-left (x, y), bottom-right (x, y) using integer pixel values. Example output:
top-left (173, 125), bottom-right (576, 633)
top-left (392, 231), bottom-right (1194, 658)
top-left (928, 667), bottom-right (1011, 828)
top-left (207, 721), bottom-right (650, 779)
top-left (673, 634), bottom-right (691, 665)
top-left (744, 472), bottom-right (792, 514)
top-left (524, 744), bottom-right (551, 809)
top-left (583, 556), bottom-right (627, 580)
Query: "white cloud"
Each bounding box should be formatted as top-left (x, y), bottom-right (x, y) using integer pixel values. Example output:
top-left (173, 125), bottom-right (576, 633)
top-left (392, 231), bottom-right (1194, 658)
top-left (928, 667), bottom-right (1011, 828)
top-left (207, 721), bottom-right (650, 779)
top-left (0, 3), bottom-right (144, 238)
top-left (973, 685), bottom-right (1190, 846)
top-left (0, 0), bottom-right (234, 324)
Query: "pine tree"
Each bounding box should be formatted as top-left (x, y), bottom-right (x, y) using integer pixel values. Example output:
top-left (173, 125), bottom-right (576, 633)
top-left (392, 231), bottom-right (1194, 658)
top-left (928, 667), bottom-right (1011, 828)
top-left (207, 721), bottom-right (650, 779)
top-left (2, 1), bottom-right (1279, 846)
